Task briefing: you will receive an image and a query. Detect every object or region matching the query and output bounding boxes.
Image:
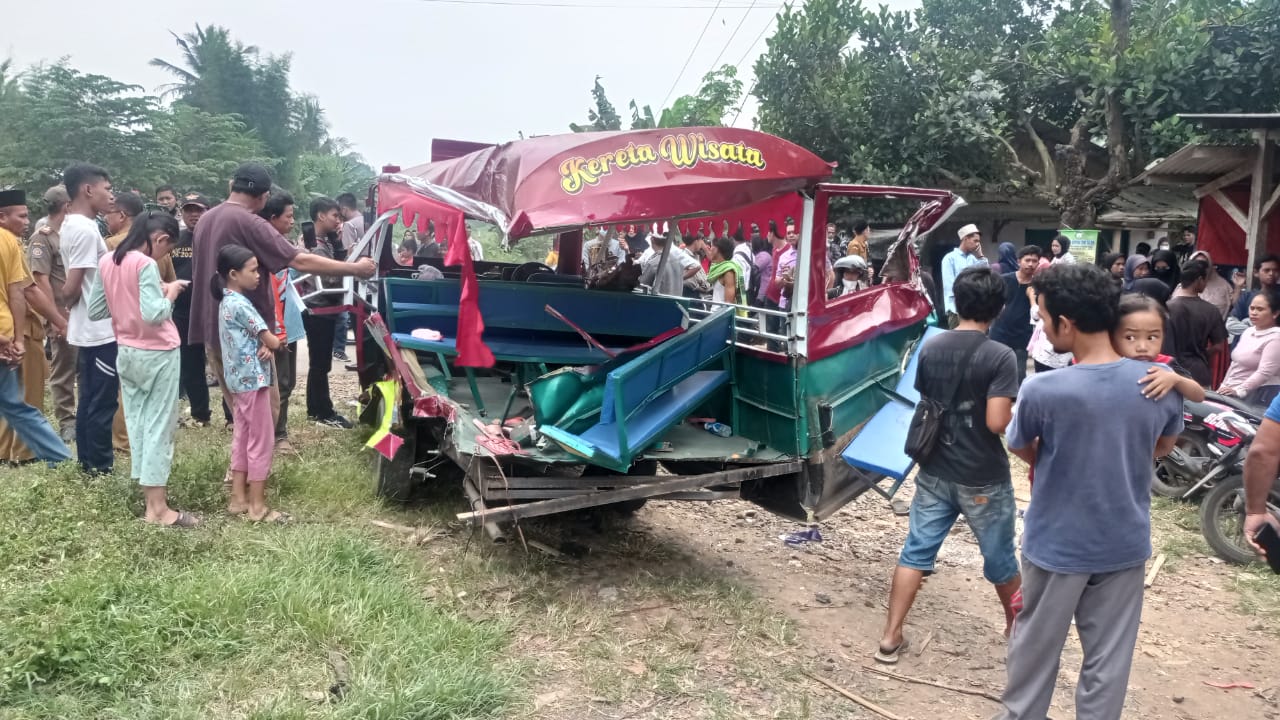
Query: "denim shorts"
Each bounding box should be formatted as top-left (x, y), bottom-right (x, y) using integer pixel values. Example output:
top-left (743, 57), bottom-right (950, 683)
top-left (898, 471), bottom-right (1019, 584)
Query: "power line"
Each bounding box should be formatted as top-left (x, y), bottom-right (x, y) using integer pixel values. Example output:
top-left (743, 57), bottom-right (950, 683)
top-left (728, 13), bottom-right (779, 126)
top-left (702, 0), bottom-right (758, 76)
top-left (411, 0), bottom-right (774, 8)
top-left (659, 0), bottom-right (724, 110)
top-left (734, 13), bottom-right (775, 69)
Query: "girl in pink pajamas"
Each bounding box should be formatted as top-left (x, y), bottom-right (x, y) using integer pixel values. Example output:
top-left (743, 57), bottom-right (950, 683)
top-left (213, 245), bottom-right (285, 523)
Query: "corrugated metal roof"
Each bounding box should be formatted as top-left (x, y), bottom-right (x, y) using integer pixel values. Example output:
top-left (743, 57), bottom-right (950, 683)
top-left (1098, 185), bottom-right (1197, 226)
top-left (1139, 144), bottom-right (1255, 182)
top-left (1179, 113), bottom-right (1280, 130)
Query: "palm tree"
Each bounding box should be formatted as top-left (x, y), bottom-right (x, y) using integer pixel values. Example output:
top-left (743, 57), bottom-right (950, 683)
top-left (0, 59), bottom-right (22, 107)
top-left (149, 25), bottom-right (258, 106)
top-left (291, 95), bottom-right (329, 154)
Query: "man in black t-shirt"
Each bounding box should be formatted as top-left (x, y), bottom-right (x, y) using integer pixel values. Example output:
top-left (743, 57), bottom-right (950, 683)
top-left (876, 266), bottom-right (1021, 665)
top-left (1165, 259), bottom-right (1226, 386)
top-left (989, 245), bottom-right (1041, 382)
top-left (174, 193), bottom-right (211, 425)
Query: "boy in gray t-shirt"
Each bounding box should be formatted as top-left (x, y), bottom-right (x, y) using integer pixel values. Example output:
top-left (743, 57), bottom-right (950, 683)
top-left (998, 264), bottom-right (1182, 720)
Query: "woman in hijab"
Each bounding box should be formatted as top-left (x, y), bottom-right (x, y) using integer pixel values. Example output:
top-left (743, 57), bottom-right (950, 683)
top-left (1123, 254), bottom-right (1171, 304)
top-left (1050, 234), bottom-right (1076, 264)
top-left (1149, 248), bottom-right (1181, 293)
top-left (1189, 250), bottom-right (1232, 318)
top-left (993, 242), bottom-right (1018, 275)
top-left (1099, 252), bottom-right (1125, 288)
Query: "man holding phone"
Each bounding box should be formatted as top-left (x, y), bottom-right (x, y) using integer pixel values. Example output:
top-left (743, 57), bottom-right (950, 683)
top-left (1241, 395), bottom-right (1280, 566)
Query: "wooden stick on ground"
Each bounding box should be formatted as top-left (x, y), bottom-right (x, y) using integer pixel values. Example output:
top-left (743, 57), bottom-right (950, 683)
top-left (1145, 553), bottom-right (1168, 588)
top-left (861, 665), bottom-right (1002, 703)
top-left (803, 672), bottom-right (905, 720)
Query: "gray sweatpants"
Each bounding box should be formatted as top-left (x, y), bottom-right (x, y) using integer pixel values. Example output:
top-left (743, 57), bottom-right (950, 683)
top-left (996, 559), bottom-right (1145, 720)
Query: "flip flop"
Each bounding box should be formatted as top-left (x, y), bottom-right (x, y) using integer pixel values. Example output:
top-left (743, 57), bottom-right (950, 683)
top-left (874, 637), bottom-right (909, 665)
top-left (247, 510), bottom-right (292, 525)
top-left (151, 511), bottom-right (200, 529)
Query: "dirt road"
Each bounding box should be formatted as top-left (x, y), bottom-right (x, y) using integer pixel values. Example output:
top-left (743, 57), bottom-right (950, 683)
top-left (323, 360), bottom-right (1279, 719)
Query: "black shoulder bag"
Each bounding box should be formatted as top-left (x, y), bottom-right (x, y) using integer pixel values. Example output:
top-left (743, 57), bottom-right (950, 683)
top-left (904, 334), bottom-right (985, 464)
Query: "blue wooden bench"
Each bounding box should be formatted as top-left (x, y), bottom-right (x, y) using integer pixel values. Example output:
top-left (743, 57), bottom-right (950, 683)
top-left (539, 306), bottom-right (736, 472)
top-left (384, 278), bottom-right (689, 415)
top-left (839, 326), bottom-right (945, 485)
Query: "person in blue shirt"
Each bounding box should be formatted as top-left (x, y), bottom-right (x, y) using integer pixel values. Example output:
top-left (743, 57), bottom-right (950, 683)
top-left (1241, 394), bottom-right (1280, 559)
top-left (997, 264), bottom-right (1183, 720)
top-left (1230, 253), bottom-right (1280, 321)
top-left (940, 224), bottom-right (986, 328)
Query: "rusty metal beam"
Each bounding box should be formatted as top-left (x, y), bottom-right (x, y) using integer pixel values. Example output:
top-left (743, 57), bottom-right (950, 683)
top-left (457, 461), bottom-right (803, 525)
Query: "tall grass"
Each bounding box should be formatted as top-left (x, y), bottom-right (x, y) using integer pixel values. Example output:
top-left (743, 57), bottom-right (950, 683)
top-left (0, 429), bottom-right (516, 719)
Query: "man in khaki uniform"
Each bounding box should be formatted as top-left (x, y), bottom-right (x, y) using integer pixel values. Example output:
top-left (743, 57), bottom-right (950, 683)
top-left (0, 189), bottom-right (70, 464)
top-left (28, 186), bottom-right (77, 443)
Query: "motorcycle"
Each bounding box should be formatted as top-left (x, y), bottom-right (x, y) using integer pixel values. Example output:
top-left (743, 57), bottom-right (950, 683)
top-left (1146, 393), bottom-right (1280, 564)
top-left (1152, 392), bottom-right (1263, 500)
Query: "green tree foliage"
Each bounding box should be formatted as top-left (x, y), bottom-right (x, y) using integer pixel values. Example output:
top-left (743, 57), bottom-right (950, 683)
top-left (659, 66), bottom-right (744, 127)
top-left (753, 0), bottom-right (1280, 225)
top-left (0, 64), bottom-right (167, 193)
top-left (0, 25), bottom-right (373, 215)
top-left (573, 66), bottom-right (745, 132)
top-left (570, 76), bottom-right (623, 132)
top-left (150, 106), bottom-right (271, 198)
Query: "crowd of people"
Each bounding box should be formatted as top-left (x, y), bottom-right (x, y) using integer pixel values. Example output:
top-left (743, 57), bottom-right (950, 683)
top-left (940, 225), bottom-right (1280, 404)
top-left (0, 162), bottom-right (375, 526)
top-left (880, 222), bottom-right (1280, 719)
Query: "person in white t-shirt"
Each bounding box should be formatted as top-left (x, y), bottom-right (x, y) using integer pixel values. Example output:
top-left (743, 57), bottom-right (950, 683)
top-left (60, 163), bottom-right (118, 475)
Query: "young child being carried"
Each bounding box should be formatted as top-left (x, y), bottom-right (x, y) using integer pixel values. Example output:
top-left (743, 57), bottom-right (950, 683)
top-left (1113, 294), bottom-right (1205, 403)
top-left (214, 245), bottom-right (286, 523)
top-left (1026, 293), bottom-right (1202, 491)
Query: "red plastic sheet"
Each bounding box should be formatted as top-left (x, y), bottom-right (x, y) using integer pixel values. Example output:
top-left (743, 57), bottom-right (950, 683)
top-left (1197, 189), bottom-right (1280, 267)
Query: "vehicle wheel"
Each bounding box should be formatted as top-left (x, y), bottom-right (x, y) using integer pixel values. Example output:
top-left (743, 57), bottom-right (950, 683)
top-left (1152, 435), bottom-right (1212, 499)
top-left (375, 427), bottom-right (418, 503)
top-left (1199, 476), bottom-right (1280, 565)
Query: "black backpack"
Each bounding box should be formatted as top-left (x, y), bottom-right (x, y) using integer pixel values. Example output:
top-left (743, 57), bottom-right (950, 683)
top-left (904, 334), bottom-right (985, 463)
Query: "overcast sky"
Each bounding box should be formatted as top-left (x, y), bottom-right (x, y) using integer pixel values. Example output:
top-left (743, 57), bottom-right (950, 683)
top-left (5, 0), bottom-right (918, 170)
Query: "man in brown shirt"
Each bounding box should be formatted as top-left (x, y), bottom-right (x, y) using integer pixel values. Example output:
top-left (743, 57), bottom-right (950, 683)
top-left (188, 164), bottom-right (375, 427)
top-left (27, 186), bottom-right (77, 443)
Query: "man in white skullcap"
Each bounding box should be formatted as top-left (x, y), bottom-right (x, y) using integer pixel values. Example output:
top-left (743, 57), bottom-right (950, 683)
top-left (941, 223), bottom-right (986, 328)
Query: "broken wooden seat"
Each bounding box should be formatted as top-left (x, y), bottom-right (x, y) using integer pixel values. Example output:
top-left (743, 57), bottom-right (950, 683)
top-left (539, 306), bottom-right (736, 472)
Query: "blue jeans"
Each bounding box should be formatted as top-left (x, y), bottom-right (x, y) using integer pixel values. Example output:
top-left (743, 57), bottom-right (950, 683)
top-left (0, 364), bottom-right (70, 464)
top-left (899, 471), bottom-right (1019, 584)
top-left (75, 342), bottom-right (119, 474)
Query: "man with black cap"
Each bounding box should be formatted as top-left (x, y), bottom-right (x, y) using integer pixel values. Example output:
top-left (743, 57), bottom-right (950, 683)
top-left (61, 162), bottom-right (120, 474)
top-left (189, 163), bottom-right (376, 434)
top-left (0, 188), bottom-right (72, 464)
top-left (28, 185), bottom-right (78, 443)
top-left (172, 192), bottom-right (212, 426)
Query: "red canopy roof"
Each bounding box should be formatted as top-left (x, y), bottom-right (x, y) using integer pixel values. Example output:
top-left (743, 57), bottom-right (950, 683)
top-left (398, 128), bottom-right (834, 238)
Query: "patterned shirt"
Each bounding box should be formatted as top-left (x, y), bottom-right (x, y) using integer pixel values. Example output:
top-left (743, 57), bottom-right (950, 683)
top-left (218, 289), bottom-right (273, 393)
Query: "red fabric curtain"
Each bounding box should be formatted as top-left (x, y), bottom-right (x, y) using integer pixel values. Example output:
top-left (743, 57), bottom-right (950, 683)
top-left (1197, 189), bottom-right (1280, 267)
top-left (676, 194), bottom-right (802, 239)
top-left (377, 182), bottom-right (495, 368)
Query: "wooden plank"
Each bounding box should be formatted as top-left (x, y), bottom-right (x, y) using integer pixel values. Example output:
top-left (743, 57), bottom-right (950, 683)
top-left (1246, 131), bottom-right (1276, 278)
top-left (1263, 181), bottom-right (1280, 219)
top-left (1211, 190), bottom-right (1249, 231)
top-left (1193, 163), bottom-right (1253, 199)
top-left (457, 461), bottom-right (803, 524)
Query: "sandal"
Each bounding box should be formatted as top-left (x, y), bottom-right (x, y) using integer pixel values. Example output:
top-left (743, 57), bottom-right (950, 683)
top-left (150, 511), bottom-right (200, 529)
top-left (874, 637), bottom-right (909, 665)
top-left (247, 510), bottom-right (293, 525)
